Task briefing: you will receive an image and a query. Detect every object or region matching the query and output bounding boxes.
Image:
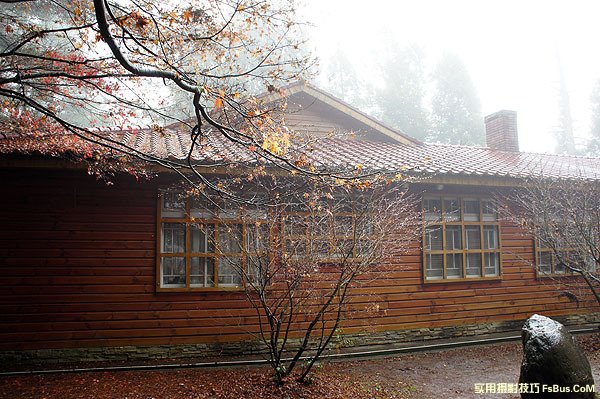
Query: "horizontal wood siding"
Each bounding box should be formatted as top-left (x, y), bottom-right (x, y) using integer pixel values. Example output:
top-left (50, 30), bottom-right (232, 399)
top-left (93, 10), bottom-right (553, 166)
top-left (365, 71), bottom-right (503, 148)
top-left (0, 169), bottom-right (595, 351)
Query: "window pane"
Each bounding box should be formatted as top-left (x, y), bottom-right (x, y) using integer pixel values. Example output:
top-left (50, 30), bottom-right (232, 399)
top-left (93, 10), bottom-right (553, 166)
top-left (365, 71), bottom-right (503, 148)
top-left (332, 239), bottom-right (354, 258)
top-left (425, 225), bottom-right (443, 250)
top-left (162, 193), bottom-right (185, 217)
top-left (162, 223), bottom-right (185, 253)
top-left (426, 254), bottom-right (443, 279)
top-left (554, 252), bottom-right (570, 274)
top-left (466, 253), bottom-right (482, 277)
top-left (247, 254), bottom-right (268, 284)
top-left (218, 257), bottom-right (242, 286)
top-left (191, 224), bottom-right (215, 253)
top-left (483, 226), bottom-right (499, 249)
top-left (219, 224), bottom-right (242, 253)
top-left (356, 239), bottom-right (373, 257)
top-left (482, 200), bottom-right (496, 221)
top-left (465, 226), bottom-right (481, 249)
top-left (446, 226), bottom-right (462, 250)
top-left (464, 199), bottom-right (480, 221)
top-left (285, 238), bottom-right (308, 257)
top-left (246, 223), bottom-right (269, 253)
top-left (538, 252), bottom-right (552, 274)
top-left (355, 216), bottom-right (375, 236)
top-left (190, 257), bottom-right (215, 287)
top-left (190, 196), bottom-right (215, 218)
top-left (333, 215), bottom-right (353, 237)
top-left (161, 257), bottom-right (185, 287)
top-left (313, 238), bottom-right (332, 257)
top-left (484, 253), bottom-right (500, 276)
top-left (446, 253), bottom-right (463, 278)
top-left (284, 215), bottom-right (307, 237)
top-left (424, 198), bottom-right (442, 221)
top-left (444, 198), bottom-right (460, 221)
top-left (311, 214), bottom-right (331, 237)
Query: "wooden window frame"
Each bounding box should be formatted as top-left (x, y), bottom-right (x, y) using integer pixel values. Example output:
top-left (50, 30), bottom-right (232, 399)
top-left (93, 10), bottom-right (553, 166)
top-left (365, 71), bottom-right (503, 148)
top-left (422, 196), bottom-right (502, 283)
top-left (534, 240), bottom-right (583, 277)
top-left (156, 193), bottom-right (268, 292)
top-left (281, 202), bottom-right (373, 263)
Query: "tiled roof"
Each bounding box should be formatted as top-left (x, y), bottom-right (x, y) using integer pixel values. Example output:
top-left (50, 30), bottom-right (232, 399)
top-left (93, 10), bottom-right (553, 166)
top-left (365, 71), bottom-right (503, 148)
top-left (312, 139), bottom-right (600, 181)
top-left (4, 128), bottom-right (600, 181)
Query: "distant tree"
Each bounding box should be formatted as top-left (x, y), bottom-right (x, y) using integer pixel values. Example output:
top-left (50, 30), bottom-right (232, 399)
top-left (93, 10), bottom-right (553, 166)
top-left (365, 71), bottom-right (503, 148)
top-left (430, 53), bottom-right (485, 145)
top-left (587, 79), bottom-right (600, 156)
top-left (554, 57), bottom-right (577, 154)
top-left (376, 43), bottom-right (430, 140)
top-left (320, 47), bottom-right (372, 110)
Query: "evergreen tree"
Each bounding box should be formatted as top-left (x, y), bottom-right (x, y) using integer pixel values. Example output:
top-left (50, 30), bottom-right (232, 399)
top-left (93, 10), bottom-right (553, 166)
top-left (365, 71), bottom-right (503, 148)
top-left (376, 43), bottom-right (430, 140)
top-left (587, 79), bottom-right (600, 156)
top-left (320, 47), bottom-right (370, 109)
top-left (554, 57), bottom-right (577, 154)
top-left (430, 53), bottom-right (485, 145)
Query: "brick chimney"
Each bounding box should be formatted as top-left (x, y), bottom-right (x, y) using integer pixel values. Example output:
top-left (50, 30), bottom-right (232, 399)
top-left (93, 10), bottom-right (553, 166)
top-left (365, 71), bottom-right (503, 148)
top-left (484, 110), bottom-right (519, 152)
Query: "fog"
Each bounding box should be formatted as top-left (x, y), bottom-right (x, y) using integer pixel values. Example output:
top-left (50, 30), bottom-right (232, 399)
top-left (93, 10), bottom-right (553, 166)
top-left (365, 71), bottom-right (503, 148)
top-left (301, 0), bottom-right (600, 153)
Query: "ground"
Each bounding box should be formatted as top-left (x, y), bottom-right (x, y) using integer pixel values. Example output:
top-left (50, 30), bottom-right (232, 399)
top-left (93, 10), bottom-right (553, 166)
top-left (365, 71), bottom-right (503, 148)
top-left (1, 334), bottom-right (599, 399)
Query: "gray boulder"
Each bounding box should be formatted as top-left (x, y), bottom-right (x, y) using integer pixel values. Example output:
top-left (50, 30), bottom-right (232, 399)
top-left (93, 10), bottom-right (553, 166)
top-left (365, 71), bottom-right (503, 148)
top-left (519, 314), bottom-right (595, 398)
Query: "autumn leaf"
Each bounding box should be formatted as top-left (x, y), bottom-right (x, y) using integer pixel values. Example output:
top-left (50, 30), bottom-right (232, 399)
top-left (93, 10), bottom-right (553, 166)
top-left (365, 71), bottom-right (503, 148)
top-left (214, 96), bottom-right (224, 110)
top-left (182, 9), bottom-right (193, 22)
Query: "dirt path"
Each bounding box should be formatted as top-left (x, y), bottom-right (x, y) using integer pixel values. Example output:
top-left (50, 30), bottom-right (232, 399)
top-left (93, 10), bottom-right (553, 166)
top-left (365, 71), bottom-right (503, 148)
top-left (1, 334), bottom-right (599, 399)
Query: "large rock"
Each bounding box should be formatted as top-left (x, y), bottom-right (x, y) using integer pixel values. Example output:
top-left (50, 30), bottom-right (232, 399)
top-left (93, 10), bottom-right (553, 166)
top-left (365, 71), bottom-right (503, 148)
top-left (519, 314), bottom-right (595, 398)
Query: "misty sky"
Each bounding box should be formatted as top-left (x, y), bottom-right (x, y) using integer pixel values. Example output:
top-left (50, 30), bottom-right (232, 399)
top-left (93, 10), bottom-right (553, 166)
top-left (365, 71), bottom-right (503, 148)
top-left (300, 0), bottom-right (600, 153)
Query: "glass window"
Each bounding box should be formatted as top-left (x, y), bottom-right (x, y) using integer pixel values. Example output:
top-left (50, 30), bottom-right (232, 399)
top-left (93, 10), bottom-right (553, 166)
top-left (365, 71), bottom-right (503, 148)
top-left (190, 257), bottom-right (215, 287)
top-left (158, 194), bottom-right (267, 290)
top-left (466, 253), bottom-right (482, 277)
top-left (465, 226), bottom-right (481, 249)
top-left (424, 198), bottom-right (442, 221)
top-left (219, 224), bottom-right (242, 254)
top-left (446, 253), bottom-right (463, 278)
top-left (161, 257), bottom-right (185, 287)
top-left (482, 200), bottom-right (497, 221)
top-left (483, 226), bottom-right (498, 249)
top-left (446, 226), bottom-right (462, 250)
top-left (425, 226), bottom-right (443, 251)
top-left (464, 199), bottom-right (480, 221)
top-left (423, 197), bottom-right (501, 281)
top-left (191, 224), bottom-right (215, 253)
top-left (162, 223), bottom-right (185, 253)
top-left (444, 198), bottom-right (460, 221)
top-left (426, 254), bottom-right (444, 279)
top-left (535, 234), bottom-right (578, 277)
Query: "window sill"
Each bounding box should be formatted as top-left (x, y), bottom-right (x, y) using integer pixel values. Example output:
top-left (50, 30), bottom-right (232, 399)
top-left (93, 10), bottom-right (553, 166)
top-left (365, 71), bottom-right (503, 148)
top-left (535, 272), bottom-right (577, 280)
top-left (156, 285), bottom-right (245, 293)
top-left (423, 276), bottom-right (502, 284)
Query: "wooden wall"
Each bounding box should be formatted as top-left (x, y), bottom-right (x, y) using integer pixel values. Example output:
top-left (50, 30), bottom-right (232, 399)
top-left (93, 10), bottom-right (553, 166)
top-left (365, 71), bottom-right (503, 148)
top-left (0, 168), bottom-right (595, 351)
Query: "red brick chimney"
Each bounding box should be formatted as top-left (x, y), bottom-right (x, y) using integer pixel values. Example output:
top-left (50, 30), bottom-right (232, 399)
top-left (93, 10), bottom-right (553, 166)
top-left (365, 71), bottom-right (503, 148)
top-left (484, 110), bottom-right (519, 152)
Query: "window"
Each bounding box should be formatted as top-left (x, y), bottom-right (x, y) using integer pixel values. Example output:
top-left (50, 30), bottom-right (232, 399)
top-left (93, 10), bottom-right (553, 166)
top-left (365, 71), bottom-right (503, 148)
top-left (423, 196), bottom-right (501, 281)
top-left (157, 192), bottom-right (268, 290)
top-left (282, 197), bottom-right (373, 261)
top-left (534, 238), bottom-right (596, 276)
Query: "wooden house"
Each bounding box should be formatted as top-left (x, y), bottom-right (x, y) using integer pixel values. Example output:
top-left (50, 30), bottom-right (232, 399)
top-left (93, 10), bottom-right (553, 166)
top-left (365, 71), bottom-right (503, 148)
top-left (1, 82), bottom-right (600, 364)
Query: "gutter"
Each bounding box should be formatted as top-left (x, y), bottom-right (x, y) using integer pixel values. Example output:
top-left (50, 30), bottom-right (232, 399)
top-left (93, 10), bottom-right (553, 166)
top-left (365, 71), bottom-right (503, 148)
top-left (1, 327), bottom-right (596, 377)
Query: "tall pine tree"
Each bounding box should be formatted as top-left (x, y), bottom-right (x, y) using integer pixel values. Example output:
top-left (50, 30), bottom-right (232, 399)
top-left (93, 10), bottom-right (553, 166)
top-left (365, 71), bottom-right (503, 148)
top-left (430, 53), bottom-right (484, 145)
top-left (554, 56), bottom-right (577, 154)
top-left (376, 43), bottom-right (430, 141)
top-left (588, 79), bottom-right (600, 156)
top-left (320, 47), bottom-right (371, 110)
